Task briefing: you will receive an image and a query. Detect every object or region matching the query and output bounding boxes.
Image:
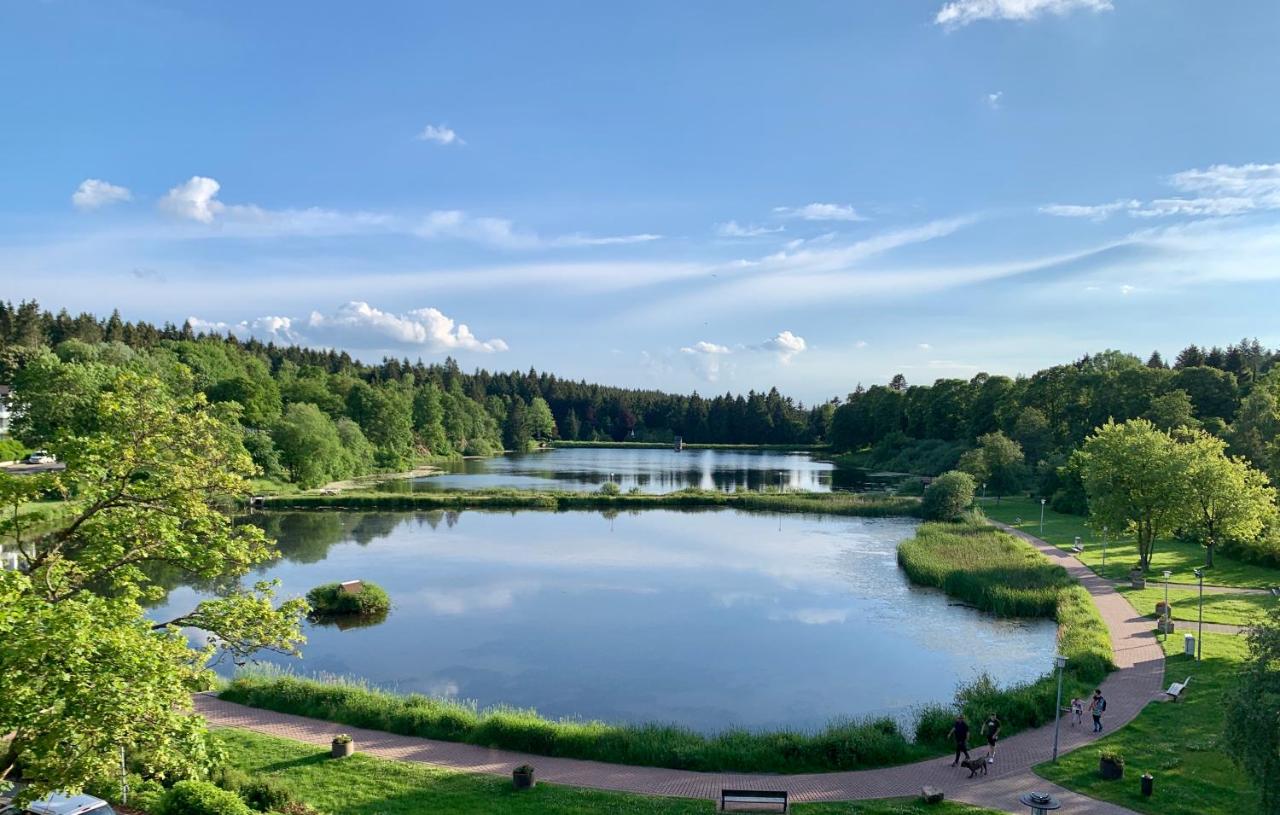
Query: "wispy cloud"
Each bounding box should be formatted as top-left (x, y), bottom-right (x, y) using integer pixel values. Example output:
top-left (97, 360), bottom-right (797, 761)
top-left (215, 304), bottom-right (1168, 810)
top-left (985, 91), bottom-right (1004, 110)
top-left (715, 220), bottom-right (785, 238)
top-left (678, 331), bottom-right (809, 381)
top-left (759, 330), bottom-right (808, 362)
top-left (159, 176), bottom-right (224, 223)
top-left (936, 0), bottom-right (1112, 28)
top-left (773, 203), bottom-right (865, 222)
top-left (72, 179), bottom-right (132, 211)
top-left (1040, 162), bottom-right (1280, 221)
top-left (417, 124), bottom-right (463, 146)
top-left (415, 210), bottom-right (661, 250)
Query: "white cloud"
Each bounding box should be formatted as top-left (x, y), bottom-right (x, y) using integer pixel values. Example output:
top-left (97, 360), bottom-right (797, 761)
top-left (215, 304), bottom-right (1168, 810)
top-left (1119, 284), bottom-right (1136, 295)
top-left (716, 220), bottom-right (785, 238)
top-left (855, 340), bottom-right (869, 349)
top-left (417, 124), bottom-right (463, 146)
top-left (680, 341), bottom-right (733, 382)
top-left (307, 301), bottom-right (508, 353)
top-left (759, 330), bottom-right (808, 362)
top-left (416, 210), bottom-right (660, 250)
top-left (159, 176), bottom-right (225, 223)
top-left (917, 343), bottom-right (933, 350)
top-left (773, 203), bottom-right (865, 222)
top-left (186, 315), bottom-right (301, 344)
top-left (1040, 200), bottom-right (1141, 220)
top-left (986, 91), bottom-right (1003, 109)
top-left (71, 179), bottom-right (132, 211)
top-left (936, 0), bottom-right (1112, 28)
top-left (1040, 163), bottom-right (1280, 222)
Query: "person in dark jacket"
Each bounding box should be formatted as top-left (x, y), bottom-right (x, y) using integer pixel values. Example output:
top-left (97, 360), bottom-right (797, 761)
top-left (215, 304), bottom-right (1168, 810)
top-left (947, 715), bottom-right (971, 766)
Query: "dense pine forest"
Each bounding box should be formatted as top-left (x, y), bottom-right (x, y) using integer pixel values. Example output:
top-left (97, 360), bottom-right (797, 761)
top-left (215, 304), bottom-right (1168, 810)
top-left (3, 301), bottom-right (1279, 506)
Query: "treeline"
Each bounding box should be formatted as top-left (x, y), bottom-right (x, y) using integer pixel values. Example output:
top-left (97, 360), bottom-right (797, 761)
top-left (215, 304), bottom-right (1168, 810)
top-left (830, 345), bottom-right (1280, 493)
top-left (0, 301), bottom-right (831, 487)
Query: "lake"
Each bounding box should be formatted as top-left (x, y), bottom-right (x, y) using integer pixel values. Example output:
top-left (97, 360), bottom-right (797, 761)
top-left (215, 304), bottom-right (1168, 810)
top-left (398, 447), bottom-right (886, 493)
top-left (157, 509), bottom-right (1058, 732)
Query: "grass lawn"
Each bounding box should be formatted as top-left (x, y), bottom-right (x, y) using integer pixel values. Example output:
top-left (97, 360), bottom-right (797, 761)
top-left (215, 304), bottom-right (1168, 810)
top-left (215, 729), bottom-right (1000, 815)
top-left (1035, 631), bottom-right (1258, 815)
top-left (1116, 585), bottom-right (1277, 627)
top-left (977, 496), bottom-right (1280, 589)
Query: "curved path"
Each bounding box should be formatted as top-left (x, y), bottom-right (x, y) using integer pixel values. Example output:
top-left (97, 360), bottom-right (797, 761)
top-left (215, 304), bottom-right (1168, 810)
top-left (198, 523), bottom-right (1166, 814)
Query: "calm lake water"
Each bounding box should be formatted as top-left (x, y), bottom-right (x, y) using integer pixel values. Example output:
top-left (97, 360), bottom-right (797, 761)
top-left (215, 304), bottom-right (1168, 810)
top-left (400, 447), bottom-right (883, 493)
top-left (158, 509), bottom-right (1057, 732)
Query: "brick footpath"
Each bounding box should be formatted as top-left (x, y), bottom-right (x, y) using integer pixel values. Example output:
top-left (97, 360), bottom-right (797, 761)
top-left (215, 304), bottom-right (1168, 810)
top-left (197, 523), bottom-right (1166, 815)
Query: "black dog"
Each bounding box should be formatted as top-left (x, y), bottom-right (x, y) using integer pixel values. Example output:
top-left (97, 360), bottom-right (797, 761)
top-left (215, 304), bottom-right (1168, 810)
top-left (960, 757), bottom-right (989, 778)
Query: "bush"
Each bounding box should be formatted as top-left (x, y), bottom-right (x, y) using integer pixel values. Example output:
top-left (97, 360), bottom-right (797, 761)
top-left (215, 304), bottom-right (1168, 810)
top-left (305, 581), bottom-right (391, 617)
top-left (597, 481), bottom-right (621, 496)
top-left (160, 780), bottom-right (253, 815)
top-left (921, 471), bottom-right (976, 521)
top-left (0, 437), bottom-right (26, 462)
top-left (241, 777), bottom-right (295, 811)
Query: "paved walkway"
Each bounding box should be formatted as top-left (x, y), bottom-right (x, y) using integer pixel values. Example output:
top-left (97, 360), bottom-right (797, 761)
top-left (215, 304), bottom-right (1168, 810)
top-left (198, 523), bottom-right (1167, 814)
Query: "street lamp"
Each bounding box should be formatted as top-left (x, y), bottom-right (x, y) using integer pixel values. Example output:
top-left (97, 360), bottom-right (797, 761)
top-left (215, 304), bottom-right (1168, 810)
top-left (982, 482), bottom-right (987, 501)
top-left (1039, 498), bottom-right (1047, 537)
top-left (1051, 654), bottom-right (1068, 762)
top-left (1193, 568), bottom-right (1205, 661)
top-left (1101, 526), bottom-right (1108, 572)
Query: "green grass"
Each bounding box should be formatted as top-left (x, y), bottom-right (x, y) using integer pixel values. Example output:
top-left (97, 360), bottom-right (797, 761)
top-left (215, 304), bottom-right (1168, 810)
top-left (260, 487), bottom-right (921, 518)
top-left (219, 669), bottom-right (938, 774)
top-left (978, 496), bottom-right (1280, 589)
top-left (896, 518), bottom-right (1115, 739)
top-left (1116, 585), bottom-right (1277, 627)
top-left (1036, 632), bottom-right (1259, 815)
top-left (214, 728), bottom-right (1001, 815)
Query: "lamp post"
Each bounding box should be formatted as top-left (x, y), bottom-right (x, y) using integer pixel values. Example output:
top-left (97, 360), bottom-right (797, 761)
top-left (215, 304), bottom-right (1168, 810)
top-left (1101, 526), bottom-right (1107, 572)
top-left (1051, 654), bottom-right (1068, 762)
top-left (982, 482), bottom-right (987, 501)
top-left (1193, 568), bottom-right (1204, 661)
top-left (1039, 498), bottom-right (1046, 537)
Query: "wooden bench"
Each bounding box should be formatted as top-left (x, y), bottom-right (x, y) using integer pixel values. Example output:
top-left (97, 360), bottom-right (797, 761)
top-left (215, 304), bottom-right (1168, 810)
top-left (1164, 675), bottom-right (1191, 701)
top-left (1070, 543), bottom-right (1084, 553)
top-left (721, 789), bottom-right (788, 812)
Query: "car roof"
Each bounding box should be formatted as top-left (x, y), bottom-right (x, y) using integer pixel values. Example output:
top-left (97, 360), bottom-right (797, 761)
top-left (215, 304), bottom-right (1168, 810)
top-left (24, 793), bottom-right (110, 815)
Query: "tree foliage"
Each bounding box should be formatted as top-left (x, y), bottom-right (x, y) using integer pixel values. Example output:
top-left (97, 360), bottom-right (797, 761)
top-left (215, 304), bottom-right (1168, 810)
top-left (1222, 602), bottom-right (1280, 814)
top-left (0, 372), bottom-right (306, 799)
top-left (921, 470), bottom-right (976, 521)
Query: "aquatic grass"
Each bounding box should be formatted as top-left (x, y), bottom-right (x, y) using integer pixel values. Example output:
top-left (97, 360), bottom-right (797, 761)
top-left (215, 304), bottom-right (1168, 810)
top-left (896, 516), bottom-right (1115, 735)
top-left (219, 667), bottom-right (939, 773)
top-left (258, 487), bottom-right (921, 518)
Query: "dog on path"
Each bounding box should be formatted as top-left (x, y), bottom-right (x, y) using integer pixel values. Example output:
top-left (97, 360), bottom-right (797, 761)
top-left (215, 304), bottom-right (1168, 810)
top-left (959, 757), bottom-right (989, 778)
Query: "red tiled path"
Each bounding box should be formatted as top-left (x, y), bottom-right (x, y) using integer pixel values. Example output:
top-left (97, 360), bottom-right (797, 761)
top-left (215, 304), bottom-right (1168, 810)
top-left (198, 522), bottom-right (1166, 814)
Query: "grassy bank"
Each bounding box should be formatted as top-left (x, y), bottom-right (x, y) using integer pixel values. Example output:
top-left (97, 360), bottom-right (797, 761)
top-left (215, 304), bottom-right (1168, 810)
top-left (978, 496), bottom-right (1280, 588)
top-left (219, 670), bottom-right (938, 774)
top-left (897, 518), bottom-right (1115, 736)
top-left (215, 728), bottom-right (1002, 815)
top-left (1036, 631), bottom-right (1257, 815)
top-left (551, 440), bottom-right (827, 452)
top-left (260, 487), bottom-right (921, 517)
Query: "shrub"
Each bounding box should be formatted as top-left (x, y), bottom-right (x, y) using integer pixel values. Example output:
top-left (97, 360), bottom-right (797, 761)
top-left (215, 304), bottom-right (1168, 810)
top-left (0, 437), bottom-right (26, 462)
top-left (160, 780), bottom-right (253, 815)
top-left (921, 471), bottom-right (975, 520)
top-left (241, 777), bottom-right (295, 811)
top-left (597, 481), bottom-right (621, 496)
top-left (209, 765), bottom-right (250, 793)
top-left (305, 581), bottom-right (391, 617)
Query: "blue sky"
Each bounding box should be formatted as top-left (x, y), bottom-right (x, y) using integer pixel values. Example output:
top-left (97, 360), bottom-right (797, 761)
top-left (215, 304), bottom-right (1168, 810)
top-left (3, 0), bottom-right (1280, 402)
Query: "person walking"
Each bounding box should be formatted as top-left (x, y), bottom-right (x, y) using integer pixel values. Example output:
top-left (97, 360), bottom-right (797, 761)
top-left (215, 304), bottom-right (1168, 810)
top-left (1070, 697), bottom-right (1084, 728)
top-left (982, 713), bottom-right (1001, 762)
top-left (947, 715), bottom-right (971, 766)
top-left (1089, 689), bottom-right (1107, 733)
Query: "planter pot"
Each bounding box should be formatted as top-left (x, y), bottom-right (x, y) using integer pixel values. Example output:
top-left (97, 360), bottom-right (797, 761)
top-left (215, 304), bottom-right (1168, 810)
top-left (1131, 577), bottom-right (1146, 589)
top-left (1155, 600), bottom-right (1169, 616)
top-left (331, 739), bottom-right (354, 758)
top-left (512, 768), bottom-right (535, 790)
top-left (1099, 757), bottom-right (1124, 781)
top-left (1157, 618), bottom-right (1177, 634)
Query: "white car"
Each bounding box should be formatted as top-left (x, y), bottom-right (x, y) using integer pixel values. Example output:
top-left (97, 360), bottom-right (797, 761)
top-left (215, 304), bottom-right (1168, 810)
top-left (1, 792), bottom-right (116, 815)
top-left (21, 452), bottom-right (56, 465)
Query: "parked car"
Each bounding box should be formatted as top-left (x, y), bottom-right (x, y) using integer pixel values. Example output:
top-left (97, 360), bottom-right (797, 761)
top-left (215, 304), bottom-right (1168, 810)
top-left (0, 791), bottom-right (116, 815)
top-left (20, 451), bottom-right (56, 465)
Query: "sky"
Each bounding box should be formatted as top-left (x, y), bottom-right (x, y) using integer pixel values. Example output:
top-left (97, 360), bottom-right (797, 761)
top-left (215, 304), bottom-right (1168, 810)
top-left (3, 0), bottom-right (1280, 403)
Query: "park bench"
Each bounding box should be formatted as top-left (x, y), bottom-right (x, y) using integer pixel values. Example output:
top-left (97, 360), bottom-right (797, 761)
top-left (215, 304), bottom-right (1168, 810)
top-left (1164, 676), bottom-right (1192, 701)
top-left (721, 789), bottom-right (788, 812)
top-left (1070, 542), bottom-right (1084, 554)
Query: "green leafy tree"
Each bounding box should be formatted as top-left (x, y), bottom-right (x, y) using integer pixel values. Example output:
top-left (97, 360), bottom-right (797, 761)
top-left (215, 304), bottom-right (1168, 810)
top-left (1229, 372), bottom-right (1280, 482)
top-left (335, 417), bottom-right (376, 475)
top-left (504, 398), bottom-right (532, 452)
top-left (0, 372), bottom-right (306, 800)
top-left (411, 383), bottom-right (451, 455)
top-left (563, 408), bottom-right (581, 442)
top-left (346, 383), bottom-right (414, 469)
top-left (1011, 406), bottom-right (1052, 467)
top-left (1076, 419), bottom-right (1194, 571)
top-left (1179, 428), bottom-right (1276, 567)
top-left (527, 397), bottom-right (557, 443)
top-left (1222, 603), bottom-right (1280, 814)
top-left (272, 402), bottom-right (348, 488)
top-left (1145, 389), bottom-right (1199, 432)
top-left (921, 470), bottom-right (976, 521)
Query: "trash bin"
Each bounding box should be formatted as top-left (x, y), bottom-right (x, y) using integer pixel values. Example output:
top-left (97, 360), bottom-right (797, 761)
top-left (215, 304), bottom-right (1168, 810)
top-left (1184, 633), bottom-right (1195, 656)
top-left (1141, 773), bottom-right (1154, 797)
